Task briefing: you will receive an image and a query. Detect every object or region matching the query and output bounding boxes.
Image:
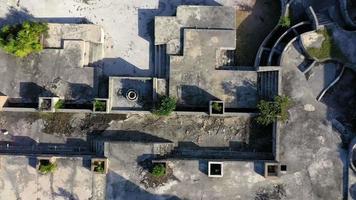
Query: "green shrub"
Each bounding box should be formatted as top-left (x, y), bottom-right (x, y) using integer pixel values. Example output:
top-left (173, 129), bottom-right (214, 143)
top-left (279, 16), bottom-right (291, 28)
top-left (256, 95), bottom-right (292, 126)
top-left (54, 99), bottom-right (65, 110)
top-left (212, 102), bottom-right (223, 113)
top-left (0, 21), bottom-right (48, 57)
top-left (93, 161), bottom-right (105, 173)
top-left (38, 161), bottom-right (57, 174)
top-left (151, 164), bottom-right (166, 177)
top-left (153, 96), bottom-right (176, 116)
top-left (94, 100), bottom-right (106, 112)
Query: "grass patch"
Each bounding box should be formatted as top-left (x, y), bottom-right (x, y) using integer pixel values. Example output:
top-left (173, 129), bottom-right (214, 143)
top-left (306, 29), bottom-right (348, 62)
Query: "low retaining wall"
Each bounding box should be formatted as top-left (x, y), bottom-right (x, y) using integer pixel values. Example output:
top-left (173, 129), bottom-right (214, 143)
top-left (254, 1), bottom-right (288, 68)
top-left (339, 0), bottom-right (356, 29)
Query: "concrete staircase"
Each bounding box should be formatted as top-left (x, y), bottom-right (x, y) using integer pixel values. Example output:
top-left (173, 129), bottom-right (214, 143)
top-left (91, 140), bottom-right (105, 156)
top-left (154, 45), bottom-right (169, 78)
top-left (257, 71), bottom-right (279, 101)
top-left (316, 12), bottom-right (334, 26)
top-left (82, 41), bottom-right (104, 67)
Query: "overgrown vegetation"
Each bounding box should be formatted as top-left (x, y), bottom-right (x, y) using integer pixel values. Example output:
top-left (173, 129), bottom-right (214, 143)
top-left (0, 21), bottom-right (48, 57)
top-left (279, 15), bottom-right (291, 28)
top-left (256, 95), bottom-right (292, 126)
top-left (38, 160), bottom-right (57, 174)
top-left (54, 99), bottom-right (65, 110)
top-left (153, 96), bottom-right (176, 116)
top-left (94, 100), bottom-right (106, 112)
top-left (151, 164), bottom-right (166, 177)
top-left (306, 29), bottom-right (348, 62)
top-left (212, 102), bottom-right (223, 113)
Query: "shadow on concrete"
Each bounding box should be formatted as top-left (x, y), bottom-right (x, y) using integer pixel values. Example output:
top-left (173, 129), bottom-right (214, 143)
top-left (236, 0), bottom-right (281, 66)
top-left (253, 160), bottom-right (265, 176)
top-left (92, 57), bottom-right (153, 77)
top-left (198, 160), bottom-right (208, 175)
top-left (0, 7), bottom-right (34, 26)
top-left (178, 85), bottom-right (219, 109)
top-left (37, 17), bottom-right (92, 24)
top-left (0, 7), bottom-right (93, 26)
top-left (0, 136), bottom-right (90, 158)
top-left (350, 183), bottom-right (356, 200)
top-left (106, 170), bottom-right (181, 200)
top-left (19, 82), bottom-right (55, 102)
top-left (89, 130), bottom-right (172, 143)
top-left (53, 188), bottom-right (79, 200)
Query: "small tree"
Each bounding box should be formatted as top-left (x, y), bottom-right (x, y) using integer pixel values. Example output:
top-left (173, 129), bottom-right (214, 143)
top-left (256, 95), bottom-right (292, 126)
top-left (153, 96), bottom-right (176, 116)
top-left (0, 21), bottom-right (48, 58)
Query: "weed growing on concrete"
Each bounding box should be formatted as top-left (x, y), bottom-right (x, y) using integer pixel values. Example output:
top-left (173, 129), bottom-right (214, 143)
top-left (54, 100), bottom-right (65, 110)
top-left (93, 161), bottom-right (105, 173)
top-left (212, 102), bottom-right (223, 113)
top-left (153, 96), bottom-right (176, 116)
top-left (94, 100), bottom-right (107, 112)
top-left (306, 29), bottom-right (347, 62)
top-left (279, 16), bottom-right (291, 28)
top-left (39, 160), bottom-right (57, 174)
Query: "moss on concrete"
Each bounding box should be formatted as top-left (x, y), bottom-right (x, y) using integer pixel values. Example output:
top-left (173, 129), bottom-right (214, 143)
top-left (306, 29), bottom-right (348, 62)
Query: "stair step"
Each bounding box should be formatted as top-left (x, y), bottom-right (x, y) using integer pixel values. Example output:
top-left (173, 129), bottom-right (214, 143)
top-left (83, 41), bottom-right (90, 67)
top-left (89, 43), bottom-right (104, 66)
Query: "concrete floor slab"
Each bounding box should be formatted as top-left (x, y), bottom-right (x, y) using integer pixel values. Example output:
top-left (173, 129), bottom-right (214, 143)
top-left (0, 155), bottom-right (100, 200)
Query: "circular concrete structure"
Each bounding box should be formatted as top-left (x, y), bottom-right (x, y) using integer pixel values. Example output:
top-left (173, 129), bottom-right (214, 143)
top-left (126, 89), bottom-right (138, 102)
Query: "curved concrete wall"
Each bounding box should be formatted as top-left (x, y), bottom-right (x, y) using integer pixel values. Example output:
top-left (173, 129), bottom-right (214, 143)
top-left (339, 0), bottom-right (356, 29)
top-left (267, 22), bottom-right (312, 65)
top-left (254, 0), bottom-right (288, 68)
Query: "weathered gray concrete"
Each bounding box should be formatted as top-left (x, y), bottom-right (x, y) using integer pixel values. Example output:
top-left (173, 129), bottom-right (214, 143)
top-left (0, 49), bottom-right (95, 103)
top-left (169, 29), bottom-right (258, 108)
top-left (0, 155), bottom-right (103, 200)
top-left (108, 77), bottom-right (153, 111)
top-left (105, 142), bottom-right (274, 200)
top-left (279, 34), bottom-right (344, 200)
top-left (155, 6), bottom-right (236, 54)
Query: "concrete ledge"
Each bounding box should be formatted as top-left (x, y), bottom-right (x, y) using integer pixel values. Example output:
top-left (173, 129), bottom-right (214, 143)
top-left (1, 107), bottom-right (37, 112)
top-left (44, 23), bottom-right (104, 48)
top-left (56, 109), bottom-right (93, 113)
top-left (339, 0), bottom-right (356, 29)
top-left (254, 1), bottom-right (288, 68)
